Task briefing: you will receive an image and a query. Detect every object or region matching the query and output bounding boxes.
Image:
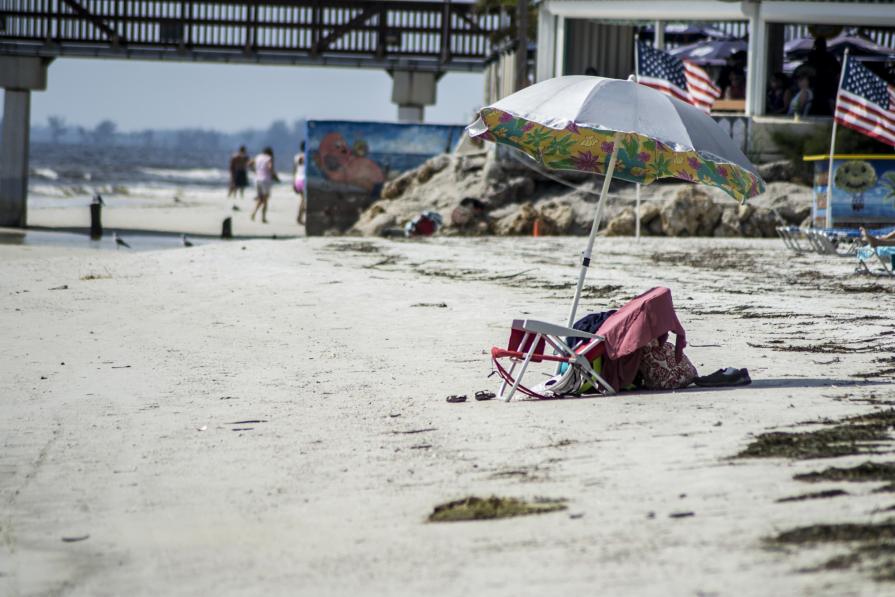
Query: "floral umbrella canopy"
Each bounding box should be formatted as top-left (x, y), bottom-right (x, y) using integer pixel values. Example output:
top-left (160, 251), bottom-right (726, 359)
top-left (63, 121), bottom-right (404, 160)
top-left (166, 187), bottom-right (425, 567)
top-left (466, 75), bottom-right (766, 325)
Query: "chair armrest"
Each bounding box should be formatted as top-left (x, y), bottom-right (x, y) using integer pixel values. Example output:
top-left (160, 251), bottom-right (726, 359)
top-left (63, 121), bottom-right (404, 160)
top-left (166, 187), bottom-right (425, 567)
top-left (512, 318), bottom-right (599, 339)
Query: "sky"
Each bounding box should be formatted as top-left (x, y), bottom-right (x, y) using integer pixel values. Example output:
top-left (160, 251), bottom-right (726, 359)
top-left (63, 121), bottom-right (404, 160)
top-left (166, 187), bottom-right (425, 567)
top-left (22, 58), bottom-right (485, 132)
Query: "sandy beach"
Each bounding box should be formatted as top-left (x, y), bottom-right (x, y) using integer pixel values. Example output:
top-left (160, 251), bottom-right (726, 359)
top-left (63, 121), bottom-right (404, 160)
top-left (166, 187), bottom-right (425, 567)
top-left (1, 234), bottom-right (894, 596)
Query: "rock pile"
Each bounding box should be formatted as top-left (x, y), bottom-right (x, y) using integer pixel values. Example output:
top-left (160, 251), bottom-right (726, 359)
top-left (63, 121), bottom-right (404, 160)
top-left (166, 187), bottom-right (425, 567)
top-left (349, 148), bottom-right (813, 238)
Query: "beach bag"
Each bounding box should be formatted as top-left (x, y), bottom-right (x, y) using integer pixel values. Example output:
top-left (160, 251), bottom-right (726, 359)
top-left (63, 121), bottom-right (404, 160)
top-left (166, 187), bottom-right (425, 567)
top-left (531, 356), bottom-right (605, 397)
top-left (639, 341), bottom-right (697, 390)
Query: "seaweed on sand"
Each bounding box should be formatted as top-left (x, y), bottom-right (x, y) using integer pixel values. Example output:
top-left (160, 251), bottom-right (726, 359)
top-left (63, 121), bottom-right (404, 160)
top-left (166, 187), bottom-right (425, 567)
top-left (735, 410), bottom-right (895, 460)
top-left (427, 496), bottom-right (566, 522)
top-left (649, 249), bottom-right (760, 271)
top-left (768, 521), bottom-right (895, 582)
top-left (794, 461), bottom-right (895, 483)
top-left (325, 241), bottom-right (383, 254)
top-left (775, 489), bottom-right (849, 503)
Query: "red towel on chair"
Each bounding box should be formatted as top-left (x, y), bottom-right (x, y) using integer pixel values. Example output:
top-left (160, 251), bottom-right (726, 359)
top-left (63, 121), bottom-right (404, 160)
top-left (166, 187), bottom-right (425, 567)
top-left (596, 287), bottom-right (687, 391)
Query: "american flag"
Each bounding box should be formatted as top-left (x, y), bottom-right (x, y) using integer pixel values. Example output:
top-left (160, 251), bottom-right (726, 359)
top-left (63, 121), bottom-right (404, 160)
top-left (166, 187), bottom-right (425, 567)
top-left (636, 41), bottom-right (721, 112)
top-left (834, 55), bottom-right (895, 147)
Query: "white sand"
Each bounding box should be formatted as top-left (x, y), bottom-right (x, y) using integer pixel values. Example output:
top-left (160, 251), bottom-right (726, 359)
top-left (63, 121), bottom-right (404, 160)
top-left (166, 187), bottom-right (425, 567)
top-left (1, 235), bottom-right (893, 596)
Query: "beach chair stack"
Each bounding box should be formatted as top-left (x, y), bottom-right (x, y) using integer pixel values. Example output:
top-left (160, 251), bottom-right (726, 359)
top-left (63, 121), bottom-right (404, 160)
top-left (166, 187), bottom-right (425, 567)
top-left (776, 224), bottom-right (895, 275)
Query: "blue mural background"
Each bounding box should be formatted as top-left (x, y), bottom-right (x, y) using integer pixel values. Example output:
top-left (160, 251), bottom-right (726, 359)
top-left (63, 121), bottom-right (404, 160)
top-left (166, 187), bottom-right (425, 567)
top-left (303, 120), bottom-right (465, 235)
top-left (811, 156), bottom-right (895, 227)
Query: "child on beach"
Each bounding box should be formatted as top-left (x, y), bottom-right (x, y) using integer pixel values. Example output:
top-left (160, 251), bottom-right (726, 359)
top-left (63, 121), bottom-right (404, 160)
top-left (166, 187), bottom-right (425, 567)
top-left (249, 147), bottom-right (279, 224)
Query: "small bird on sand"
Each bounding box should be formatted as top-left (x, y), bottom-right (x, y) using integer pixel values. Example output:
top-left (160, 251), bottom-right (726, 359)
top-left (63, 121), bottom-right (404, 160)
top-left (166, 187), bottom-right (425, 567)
top-left (181, 234), bottom-right (194, 247)
top-left (113, 232), bottom-right (131, 249)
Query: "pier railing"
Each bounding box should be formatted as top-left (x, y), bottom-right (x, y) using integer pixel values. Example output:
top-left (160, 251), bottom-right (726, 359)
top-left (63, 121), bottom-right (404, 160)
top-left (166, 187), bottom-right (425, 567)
top-left (1, 1), bottom-right (500, 71)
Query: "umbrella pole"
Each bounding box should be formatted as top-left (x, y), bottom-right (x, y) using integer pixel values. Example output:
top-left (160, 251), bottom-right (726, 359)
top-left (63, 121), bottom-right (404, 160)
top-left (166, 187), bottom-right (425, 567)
top-left (565, 134), bottom-right (621, 329)
top-left (635, 183), bottom-right (641, 241)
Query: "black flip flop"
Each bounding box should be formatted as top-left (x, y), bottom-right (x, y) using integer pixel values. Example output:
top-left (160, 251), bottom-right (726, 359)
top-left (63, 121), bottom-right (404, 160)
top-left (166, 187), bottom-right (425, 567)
top-left (474, 390), bottom-right (495, 401)
top-left (446, 394), bottom-right (467, 403)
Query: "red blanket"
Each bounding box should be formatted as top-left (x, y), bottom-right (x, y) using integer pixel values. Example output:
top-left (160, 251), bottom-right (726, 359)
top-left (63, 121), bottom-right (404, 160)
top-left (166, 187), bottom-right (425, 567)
top-left (596, 287), bottom-right (687, 391)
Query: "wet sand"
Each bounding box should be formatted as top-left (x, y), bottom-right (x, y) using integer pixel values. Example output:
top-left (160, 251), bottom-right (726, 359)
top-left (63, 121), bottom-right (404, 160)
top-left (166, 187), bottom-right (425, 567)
top-left (28, 182), bottom-right (304, 239)
top-left (1, 236), bottom-right (893, 596)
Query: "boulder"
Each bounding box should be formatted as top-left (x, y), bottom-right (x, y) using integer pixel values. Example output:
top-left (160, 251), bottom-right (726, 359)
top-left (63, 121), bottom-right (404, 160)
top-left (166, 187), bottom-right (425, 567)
top-left (660, 187), bottom-right (722, 236)
top-left (349, 201), bottom-right (398, 236)
top-left (740, 205), bottom-right (781, 237)
top-left (455, 153), bottom-right (487, 176)
top-left (713, 207), bottom-right (741, 237)
top-left (493, 202), bottom-right (558, 236)
top-left (749, 182), bottom-right (813, 224)
top-left (639, 203), bottom-right (661, 226)
top-left (484, 176), bottom-right (535, 208)
top-left (417, 154), bottom-right (450, 183)
top-left (482, 156), bottom-right (506, 184)
top-left (381, 170), bottom-right (416, 200)
top-left (538, 199), bottom-right (576, 234)
top-left (757, 160), bottom-right (797, 183)
top-left (638, 203), bottom-right (662, 236)
top-left (604, 208), bottom-right (636, 236)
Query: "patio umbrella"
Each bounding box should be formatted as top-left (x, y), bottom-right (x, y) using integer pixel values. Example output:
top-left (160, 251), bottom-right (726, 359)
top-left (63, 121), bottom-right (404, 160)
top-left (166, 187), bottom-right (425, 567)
top-left (639, 24), bottom-right (732, 44)
top-left (466, 75), bottom-right (765, 327)
top-left (785, 35), bottom-right (895, 61)
top-left (669, 39), bottom-right (748, 67)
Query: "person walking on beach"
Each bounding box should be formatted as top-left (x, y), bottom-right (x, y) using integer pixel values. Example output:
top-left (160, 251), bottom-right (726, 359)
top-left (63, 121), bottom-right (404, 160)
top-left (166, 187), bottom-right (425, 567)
top-left (228, 145), bottom-right (250, 199)
top-left (249, 147), bottom-right (279, 224)
top-left (293, 141), bottom-right (307, 225)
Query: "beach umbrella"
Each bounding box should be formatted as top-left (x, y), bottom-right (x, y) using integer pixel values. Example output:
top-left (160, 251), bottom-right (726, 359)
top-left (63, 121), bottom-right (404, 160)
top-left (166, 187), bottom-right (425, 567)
top-left (466, 75), bottom-right (765, 327)
top-left (670, 39), bottom-right (748, 67)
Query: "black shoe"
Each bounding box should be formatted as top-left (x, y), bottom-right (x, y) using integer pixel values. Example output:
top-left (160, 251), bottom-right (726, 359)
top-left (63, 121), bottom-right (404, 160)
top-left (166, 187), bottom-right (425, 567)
top-left (694, 367), bottom-right (751, 387)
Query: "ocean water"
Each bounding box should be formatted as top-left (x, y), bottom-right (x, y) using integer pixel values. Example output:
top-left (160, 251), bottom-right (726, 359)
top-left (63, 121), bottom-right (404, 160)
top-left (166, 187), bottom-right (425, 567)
top-left (28, 142), bottom-right (289, 208)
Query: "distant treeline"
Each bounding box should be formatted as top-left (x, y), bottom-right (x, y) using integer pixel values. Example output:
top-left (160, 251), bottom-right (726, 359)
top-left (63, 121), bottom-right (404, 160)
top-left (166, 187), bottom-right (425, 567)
top-left (31, 116), bottom-right (306, 161)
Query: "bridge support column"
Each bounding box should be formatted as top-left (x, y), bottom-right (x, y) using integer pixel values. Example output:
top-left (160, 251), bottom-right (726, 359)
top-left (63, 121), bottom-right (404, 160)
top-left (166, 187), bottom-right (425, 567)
top-left (390, 70), bottom-right (437, 123)
top-left (0, 57), bottom-right (49, 228)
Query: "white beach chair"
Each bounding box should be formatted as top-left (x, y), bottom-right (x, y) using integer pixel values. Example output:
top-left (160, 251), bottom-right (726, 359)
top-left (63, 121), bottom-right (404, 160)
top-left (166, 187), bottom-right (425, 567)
top-left (856, 245), bottom-right (895, 276)
top-left (490, 319), bottom-right (615, 401)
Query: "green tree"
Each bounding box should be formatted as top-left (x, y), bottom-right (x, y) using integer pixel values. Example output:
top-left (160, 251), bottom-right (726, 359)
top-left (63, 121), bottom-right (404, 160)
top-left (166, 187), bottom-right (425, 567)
top-left (47, 116), bottom-right (67, 143)
top-left (93, 120), bottom-right (118, 145)
top-left (474, 0), bottom-right (537, 45)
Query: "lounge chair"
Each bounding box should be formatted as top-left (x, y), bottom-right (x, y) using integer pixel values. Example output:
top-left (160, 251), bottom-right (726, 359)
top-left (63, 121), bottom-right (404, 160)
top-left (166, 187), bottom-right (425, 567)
top-left (776, 225), bottom-right (807, 253)
top-left (797, 226), bottom-right (894, 256)
top-left (805, 228), bottom-right (859, 256)
top-left (856, 245), bottom-right (895, 276)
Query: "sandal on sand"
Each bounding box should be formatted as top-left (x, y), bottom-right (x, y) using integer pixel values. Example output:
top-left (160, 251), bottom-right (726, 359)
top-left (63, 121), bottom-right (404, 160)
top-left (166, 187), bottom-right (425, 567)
top-left (446, 394), bottom-right (467, 403)
top-left (694, 367), bottom-right (751, 387)
top-left (474, 390), bottom-right (495, 401)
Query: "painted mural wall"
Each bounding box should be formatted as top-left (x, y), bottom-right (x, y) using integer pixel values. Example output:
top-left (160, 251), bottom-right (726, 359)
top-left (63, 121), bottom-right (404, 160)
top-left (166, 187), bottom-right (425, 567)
top-left (810, 156), bottom-right (895, 228)
top-left (303, 120), bottom-right (465, 235)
